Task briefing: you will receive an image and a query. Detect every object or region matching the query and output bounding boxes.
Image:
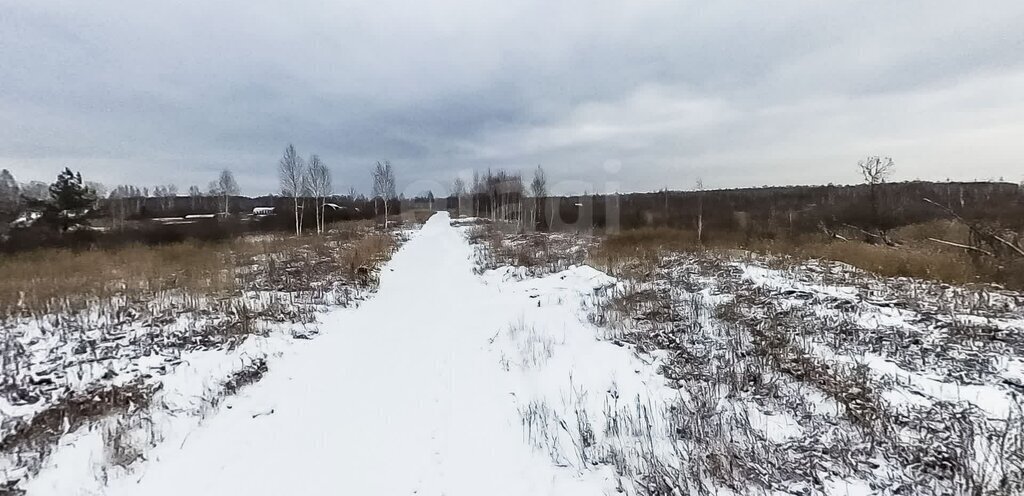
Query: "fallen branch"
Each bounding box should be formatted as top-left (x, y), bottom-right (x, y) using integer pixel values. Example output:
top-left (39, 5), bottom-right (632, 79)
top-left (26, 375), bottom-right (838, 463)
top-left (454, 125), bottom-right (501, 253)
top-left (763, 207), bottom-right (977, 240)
top-left (923, 197), bottom-right (1024, 258)
top-left (842, 224), bottom-right (899, 246)
top-left (926, 237), bottom-right (995, 257)
top-left (818, 222), bottom-right (849, 241)
top-left (993, 233), bottom-right (1024, 258)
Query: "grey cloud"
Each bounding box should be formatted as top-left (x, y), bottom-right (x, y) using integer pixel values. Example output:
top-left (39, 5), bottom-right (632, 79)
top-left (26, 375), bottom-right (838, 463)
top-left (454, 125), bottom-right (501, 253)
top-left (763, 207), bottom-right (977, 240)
top-left (1, 0), bottom-right (1022, 195)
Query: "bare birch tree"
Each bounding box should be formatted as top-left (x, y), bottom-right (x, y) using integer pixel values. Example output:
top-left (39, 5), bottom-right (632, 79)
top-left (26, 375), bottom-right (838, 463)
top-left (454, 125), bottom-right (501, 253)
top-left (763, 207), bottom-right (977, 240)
top-left (306, 155), bottom-right (322, 233)
top-left (472, 170), bottom-right (481, 217)
top-left (451, 177), bottom-right (466, 214)
top-left (695, 177), bottom-right (704, 244)
top-left (530, 165), bottom-right (547, 230)
top-left (372, 160), bottom-right (396, 229)
top-left (216, 170), bottom-right (238, 215)
top-left (279, 144), bottom-right (306, 235)
top-left (153, 184), bottom-right (178, 210)
top-left (188, 185), bottom-right (202, 209)
top-left (319, 161), bottom-right (332, 233)
top-left (306, 154), bottom-right (332, 234)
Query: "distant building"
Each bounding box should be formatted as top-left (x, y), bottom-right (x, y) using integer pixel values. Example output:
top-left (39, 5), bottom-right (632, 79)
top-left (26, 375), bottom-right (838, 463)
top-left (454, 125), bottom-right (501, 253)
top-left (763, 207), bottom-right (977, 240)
top-left (9, 210), bottom-right (43, 228)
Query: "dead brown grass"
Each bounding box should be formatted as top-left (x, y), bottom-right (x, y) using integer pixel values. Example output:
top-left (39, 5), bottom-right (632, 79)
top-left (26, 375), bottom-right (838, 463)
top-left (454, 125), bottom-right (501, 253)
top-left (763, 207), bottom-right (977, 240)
top-left (326, 219), bottom-right (377, 236)
top-left (338, 233), bottom-right (395, 279)
top-left (588, 228), bottom-right (682, 277)
top-left (0, 220), bottom-right (399, 318)
top-left (791, 240), bottom-right (976, 282)
top-left (592, 221), bottom-right (1024, 288)
top-left (0, 242), bottom-right (236, 318)
top-left (406, 209), bottom-right (436, 224)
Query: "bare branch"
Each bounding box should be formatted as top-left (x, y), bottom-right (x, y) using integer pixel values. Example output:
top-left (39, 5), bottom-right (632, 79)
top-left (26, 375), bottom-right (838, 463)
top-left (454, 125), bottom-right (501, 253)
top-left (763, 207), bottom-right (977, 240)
top-left (842, 223), bottom-right (899, 246)
top-left (923, 197), bottom-right (1024, 258)
top-left (859, 156), bottom-right (894, 185)
top-left (927, 237), bottom-right (996, 257)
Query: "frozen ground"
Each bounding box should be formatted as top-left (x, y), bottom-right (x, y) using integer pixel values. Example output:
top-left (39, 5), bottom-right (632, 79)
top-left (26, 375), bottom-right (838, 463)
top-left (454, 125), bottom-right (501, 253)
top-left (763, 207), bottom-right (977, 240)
top-left (466, 221), bottom-right (1024, 494)
top-left (15, 213), bottom-right (665, 495)
top-left (587, 250), bottom-right (1024, 494)
top-left (0, 226), bottom-right (400, 494)
top-left (8, 215), bottom-right (1022, 495)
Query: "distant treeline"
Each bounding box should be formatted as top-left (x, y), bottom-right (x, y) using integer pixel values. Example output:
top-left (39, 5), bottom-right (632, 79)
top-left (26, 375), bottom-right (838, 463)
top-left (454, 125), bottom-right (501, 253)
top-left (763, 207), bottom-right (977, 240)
top-left (4, 158), bottom-right (1024, 253)
top-left (611, 181), bottom-right (1024, 233)
top-left (101, 194), bottom-right (382, 226)
top-left (0, 194), bottom-right (403, 253)
top-left (442, 180), bottom-right (1024, 236)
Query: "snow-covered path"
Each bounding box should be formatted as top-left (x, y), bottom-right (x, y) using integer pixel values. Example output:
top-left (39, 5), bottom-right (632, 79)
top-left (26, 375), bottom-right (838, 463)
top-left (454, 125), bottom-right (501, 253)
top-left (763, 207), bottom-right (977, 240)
top-left (93, 212), bottom-right (617, 495)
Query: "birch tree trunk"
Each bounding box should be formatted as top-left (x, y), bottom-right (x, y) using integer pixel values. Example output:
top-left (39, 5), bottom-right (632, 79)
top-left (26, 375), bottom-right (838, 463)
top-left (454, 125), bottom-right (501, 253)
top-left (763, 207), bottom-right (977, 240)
top-left (314, 196), bottom-right (321, 234)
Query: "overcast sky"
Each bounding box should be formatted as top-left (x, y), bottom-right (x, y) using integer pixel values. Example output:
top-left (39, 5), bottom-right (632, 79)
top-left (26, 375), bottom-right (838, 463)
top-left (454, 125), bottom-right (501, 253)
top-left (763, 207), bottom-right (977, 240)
top-left (1, 1), bottom-right (1022, 196)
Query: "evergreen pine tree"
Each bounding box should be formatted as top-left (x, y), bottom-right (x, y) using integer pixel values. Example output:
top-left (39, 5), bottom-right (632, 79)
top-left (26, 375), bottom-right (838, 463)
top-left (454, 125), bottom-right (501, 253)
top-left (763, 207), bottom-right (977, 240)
top-left (46, 168), bottom-right (97, 231)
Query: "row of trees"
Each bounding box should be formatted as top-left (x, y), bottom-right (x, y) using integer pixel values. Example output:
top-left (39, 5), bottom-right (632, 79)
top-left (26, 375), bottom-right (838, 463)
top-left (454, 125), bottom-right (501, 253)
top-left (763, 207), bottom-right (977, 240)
top-left (9, 153), bottom-right (1020, 246)
top-left (447, 166), bottom-right (549, 229)
top-left (106, 176), bottom-right (238, 208)
top-left (1, 166), bottom-right (247, 232)
top-left (277, 144), bottom-right (402, 234)
top-left (0, 168), bottom-right (99, 233)
top-left (435, 158), bottom-right (895, 236)
top-left (4, 145), bottom-right (398, 239)
top-left (277, 144), bottom-right (333, 235)
top-left (107, 170), bottom-right (238, 229)
top-left (1, 170), bottom-right (105, 207)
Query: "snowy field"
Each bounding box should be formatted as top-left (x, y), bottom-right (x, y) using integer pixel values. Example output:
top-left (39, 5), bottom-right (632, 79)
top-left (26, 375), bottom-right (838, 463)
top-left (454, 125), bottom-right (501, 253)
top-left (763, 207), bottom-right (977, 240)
top-left (1, 225), bottom-right (401, 494)
top-left (468, 220), bottom-right (1024, 494)
top-left (586, 245), bottom-right (1024, 494)
top-left (4, 213), bottom-right (1022, 495)
top-left (12, 212), bottom-right (634, 495)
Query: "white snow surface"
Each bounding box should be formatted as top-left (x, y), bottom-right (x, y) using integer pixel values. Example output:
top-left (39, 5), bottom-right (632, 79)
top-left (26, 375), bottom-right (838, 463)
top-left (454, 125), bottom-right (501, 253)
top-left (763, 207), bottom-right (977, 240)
top-left (28, 211), bottom-right (652, 495)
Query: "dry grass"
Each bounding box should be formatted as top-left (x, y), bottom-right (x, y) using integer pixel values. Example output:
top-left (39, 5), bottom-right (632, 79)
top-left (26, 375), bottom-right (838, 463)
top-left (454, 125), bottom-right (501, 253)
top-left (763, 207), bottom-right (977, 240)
top-left (0, 220), bottom-right (398, 319)
top-left (405, 209), bottom-right (437, 224)
top-left (589, 228), bottom-right (694, 278)
top-left (326, 218), bottom-right (377, 235)
top-left (591, 221), bottom-right (1024, 288)
top-left (338, 233), bottom-right (395, 279)
top-left (0, 242), bottom-right (235, 318)
top-left (0, 221), bottom-right (399, 492)
top-left (791, 240), bottom-right (976, 282)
